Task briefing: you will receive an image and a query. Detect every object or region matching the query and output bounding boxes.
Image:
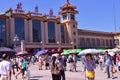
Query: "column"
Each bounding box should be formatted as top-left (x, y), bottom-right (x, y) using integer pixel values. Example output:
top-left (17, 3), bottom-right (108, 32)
top-left (24, 19), bottom-right (28, 42)
top-left (10, 18), bottom-right (15, 44)
top-left (29, 20), bottom-right (33, 42)
top-left (45, 22), bottom-right (48, 43)
top-left (6, 18), bottom-right (10, 46)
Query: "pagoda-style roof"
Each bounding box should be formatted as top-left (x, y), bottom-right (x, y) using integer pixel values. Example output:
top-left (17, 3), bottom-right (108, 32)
top-left (60, 0), bottom-right (76, 9)
top-left (59, 0), bottom-right (78, 14)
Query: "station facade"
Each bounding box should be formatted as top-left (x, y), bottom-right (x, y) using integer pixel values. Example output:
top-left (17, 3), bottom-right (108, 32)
top-left (0, 1), bottom-right (119, 53)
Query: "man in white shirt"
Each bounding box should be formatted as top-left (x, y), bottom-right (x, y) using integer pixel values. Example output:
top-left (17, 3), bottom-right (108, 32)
top-left (0, 54), bottom-right (11, 80)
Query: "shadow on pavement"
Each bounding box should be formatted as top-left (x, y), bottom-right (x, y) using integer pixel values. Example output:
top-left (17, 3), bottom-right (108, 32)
top-left (30, 76), bottom-right (43, 78)
top-left (30, 79), bottom-right (39, 80)
top-left (65, 70), bottom-right (82, 72)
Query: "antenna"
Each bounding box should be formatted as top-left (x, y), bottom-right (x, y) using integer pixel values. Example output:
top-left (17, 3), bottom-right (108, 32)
top-left (66, 0), bottom-right (69, 3)
top-left (113, 3), bottom-right (118, 47)
top-left (113, 4), bottom-right (117, 33)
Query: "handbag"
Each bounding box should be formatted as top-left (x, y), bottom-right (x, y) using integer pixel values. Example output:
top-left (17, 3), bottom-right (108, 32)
top-left (53, 64), bottom-right (60, 75)
top-left (24, 70), bottom-right (30, 77)
top-left (86, 70), bottom-right (95, 79)
top-left (54, 69), bottom-right (60, 75)
top-left (112, 67), bottom-right (117, 73)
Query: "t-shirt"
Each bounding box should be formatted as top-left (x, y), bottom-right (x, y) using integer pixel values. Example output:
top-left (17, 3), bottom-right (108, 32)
top-left (0, 60), bottom-right (11, 75)
top-left (82, 60), bottom-right (96, 71)
top-left (104, 55), bottom-right (112, 66)
top-left (22, 61), bottom-right (28, 68)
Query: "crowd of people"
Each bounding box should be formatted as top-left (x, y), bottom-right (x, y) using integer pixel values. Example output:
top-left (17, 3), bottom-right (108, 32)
top-left (0, 50), bottom-right (120, 80)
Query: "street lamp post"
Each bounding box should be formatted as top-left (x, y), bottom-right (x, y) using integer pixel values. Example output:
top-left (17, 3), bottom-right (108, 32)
top-left (40, 41), bottom-right (43, 50)
top-left (57, 41), bottom-right (60, 49)
top-left (13, 35), bottom-right (19, 48)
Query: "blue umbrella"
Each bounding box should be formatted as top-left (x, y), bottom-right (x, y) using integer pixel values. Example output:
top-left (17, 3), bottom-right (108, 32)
top-left (36, 50), bottom-right (46, 55)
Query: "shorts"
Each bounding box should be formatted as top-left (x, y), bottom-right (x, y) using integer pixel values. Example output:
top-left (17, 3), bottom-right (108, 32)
top-left (21, 68), bottom-right (26, 75)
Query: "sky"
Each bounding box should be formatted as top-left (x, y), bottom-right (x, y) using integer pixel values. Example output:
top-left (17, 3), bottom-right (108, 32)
top-left (0, 0), bottom-right (120, 32)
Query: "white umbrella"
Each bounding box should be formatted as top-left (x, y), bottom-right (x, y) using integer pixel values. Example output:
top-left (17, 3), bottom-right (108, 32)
top-left (108, 52), bottom-right (115, 56)
top-left (52, 53), bottom-right (59, 57)
top-left (78, 49), bottom-right (99, 55)
top-left (112, 48), bottom-right (120, 52)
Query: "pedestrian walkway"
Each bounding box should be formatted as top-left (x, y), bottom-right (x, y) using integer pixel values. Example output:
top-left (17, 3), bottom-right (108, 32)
top-left (11, 61), bottom-right (120, 80)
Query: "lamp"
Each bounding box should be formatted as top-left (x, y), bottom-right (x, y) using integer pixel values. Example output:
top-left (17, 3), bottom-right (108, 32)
top-left (13, 34), bottom-right (19, 48)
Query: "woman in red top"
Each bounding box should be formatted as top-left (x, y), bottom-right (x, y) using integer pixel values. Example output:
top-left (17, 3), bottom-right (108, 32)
top-left (116, 52), bottom-right (120, 71)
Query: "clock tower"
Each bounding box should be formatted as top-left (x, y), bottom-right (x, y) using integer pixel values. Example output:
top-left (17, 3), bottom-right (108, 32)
top-left (59, 0), bottom-right (78, 48)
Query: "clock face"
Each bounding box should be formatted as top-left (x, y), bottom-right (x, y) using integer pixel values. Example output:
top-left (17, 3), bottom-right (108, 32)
top-left (63, 14), bottom-right (67, 20)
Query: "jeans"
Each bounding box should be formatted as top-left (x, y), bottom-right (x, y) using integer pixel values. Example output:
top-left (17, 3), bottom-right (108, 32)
top-left (60, 70), bottom-right (65, 80)
top-left (52, 74), bottom-right (60, 80)
top-left (106, 65), bottom-right (112, 78)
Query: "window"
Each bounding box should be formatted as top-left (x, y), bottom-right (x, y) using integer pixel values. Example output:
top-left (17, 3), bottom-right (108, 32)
top-left (74, 39), bottom-right (76, 43)
top-left (15, 18), bottom-right (25, 40)
top-left (32, 20), bottom-right (41, 42)
top-left (0, 18), bottom-right (6, 46)
top-left (71, 14), bottom-right (75, 20)
top-left (91, 38), bottom-right (95, 47)
top-left (79, 38), bottom-right (85, 47)
top-left (86, 38), bottom-right (90, 47)
top-left (96, 39), bottom-right (100, 46)
top-left (73, 32), bottom-right (76, 35)
top-left (61, 26), bottom-right (65, 43)
top-left (63, 14), bottom-right (67, 20)
top-left (114, 39), bottom-right (119, 45)
top-left (48, 22), bottom-right (56, 43)
top-left (106, 40), bottom-right (109, 46)
top-left (101, 39), bottom-right (105, 46)
top-left (110, 39), bottom-right (113, 46)
top-left (73, 25), bottom-right (76, 28)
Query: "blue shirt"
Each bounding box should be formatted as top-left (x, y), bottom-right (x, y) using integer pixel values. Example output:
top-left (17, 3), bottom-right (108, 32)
top-left (104, 55), bottom-right (112, 66)
top-left (83, 60), bottom-right (96, 71)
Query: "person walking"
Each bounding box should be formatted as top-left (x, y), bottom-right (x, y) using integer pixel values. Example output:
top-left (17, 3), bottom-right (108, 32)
top-left (57, 54), bottom-right (66, 80)
top-left (13, 57), bottom-right (19, 72)
top-left (50, 56), bottom-right (60, 80)
top-left (15, 59), bottom-right (23, 79)
top-left (44, 54), bottom-right (50, 70)
top-left (98, 55), bottom-right (104, 70)
top-left (31, 56), bottom-right (35, 65)
top-left (104, 51), bottom-right (112, 79)
top-left (68, 55), bottom-right (74, 71)
top-left (38, 55), bottom-right (44, 70)
top-left (62, 55), bottom-right (67, 71)
top-left (82, 53), bottom-right (96, 80)
top-left (0, 54), bottom-right (11, 80)
top-left (116, 52), bottom-right (120, 78)
top-left (73, 54), bottom-right (77, 72)
top-left (21, 57), bottom-right (29, 80)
